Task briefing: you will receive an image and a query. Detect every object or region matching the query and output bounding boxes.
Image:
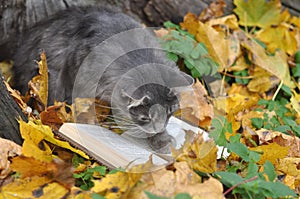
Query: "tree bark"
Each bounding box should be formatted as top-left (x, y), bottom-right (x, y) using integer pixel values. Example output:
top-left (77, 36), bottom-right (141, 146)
top-left (0, 75), bottom-right (26, 145)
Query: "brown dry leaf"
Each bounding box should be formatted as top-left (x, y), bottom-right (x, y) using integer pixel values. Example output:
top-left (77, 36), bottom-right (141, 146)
top-left (40, 101), bottom-right (74, 130)
top-left (0, 138), bottom-right (21, 179)
top-left (256, 129), bottom-right (300, 158)
top-left (0, 176), bottom-right (68, 199)
top-left (180, 79), bottom-right (214, 129)
top-left (172, 131), bottom-right (218, 173)
top-left (180, 12), bottom-right (200, 36)
top-left (28, 52), bottom-right (49, 111)
top-left (199, 0), bottom-right (226, 22)
top-left (73, 98), bottom-right (110, 124)
top-left (129, 162), bottom-right (224, 199)
top-left (153, 28), bottom-right (169, 37)
top-left (4, 81), bottom-right (32, 115)
top-left (207, 14), bottom-right (239, 31)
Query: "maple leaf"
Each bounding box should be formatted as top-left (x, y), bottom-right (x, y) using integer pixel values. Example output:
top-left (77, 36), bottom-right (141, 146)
top-left (0, 138), bottom-right (21, 179)
top-left (237, 30), bottom-right (295, 88)
top-left (40, 101), bottom-right (74, 130)
top-left (179, 79), bottom-right (214, 129)
top-left (199, 0), bottom-right (226, 22)
top-left (256, 24), bottom-right (297, 55)
top-left (19, 119), bottom-right (88, 162)
top-left (128, 162), bottom-right (224, 199)
top-left (234, 0), bottom-right (281, 28)
top-left (172, 131), bottom-right (218, 173)
top-left (28, 52), bottom-right (49, 111)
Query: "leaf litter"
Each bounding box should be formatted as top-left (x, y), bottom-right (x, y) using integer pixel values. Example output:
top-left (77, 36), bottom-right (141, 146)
top-left (2, 0), bottom-right (300, 198)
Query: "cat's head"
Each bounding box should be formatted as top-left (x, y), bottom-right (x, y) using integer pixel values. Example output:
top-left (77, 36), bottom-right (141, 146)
top-left (121, 83), bottom-right (179, 136)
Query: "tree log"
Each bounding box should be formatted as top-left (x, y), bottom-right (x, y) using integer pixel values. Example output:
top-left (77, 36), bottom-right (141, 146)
top-left (0, 75), bottom-right (26, 145)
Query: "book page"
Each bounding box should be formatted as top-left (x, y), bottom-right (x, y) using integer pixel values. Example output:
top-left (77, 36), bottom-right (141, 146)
top-left (59, 122), bottom-right (170, 169)
top-left (58, 116), bottom-right (216, 169)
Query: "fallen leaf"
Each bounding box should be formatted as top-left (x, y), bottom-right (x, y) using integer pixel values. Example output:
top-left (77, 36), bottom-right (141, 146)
top-left (234, 0), bottom-right (281, 28)
top-left (128, 162), bottom-right (224, 199)
top-left (4, 81), bottom-right (32, 116)
top-left (0, 176), bottom-right (68, 199)
top-left (0, 138), bottom-right (21, 179)
top-left (73, 98), bottom-right (110, 125)
top-left (180, 79), bottom-right (214, 129)
top-left (172, 131), bottom-right (218, 173)
top-left (40, 101), bottom-right (74, 130)
top-left (10, 156), bottom-right (74, 188)
top-left (28, 52), bottom-right (49, 111)
top-left (207, 14), bottom-right (239, 31)
top-left (199, 0), bottom-right (226, 22)
top-left (92, 171), bottom-right (140, 199)
top-left (256, 24), bottom-right (297, 55)
top-left (238, 30), bottom-right (295, 88)
top-left (196, 21), bottom-right (236, 71)
top-left (251, 142), bottom-right (289, 165)
top-left (19, 119), bottom-right (88, 162)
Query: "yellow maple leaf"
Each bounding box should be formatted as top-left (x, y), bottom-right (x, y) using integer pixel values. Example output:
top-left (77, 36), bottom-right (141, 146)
top-left (251, 142), bottom-right (289, 165)
top-left (196, 21), bottom-right (237, 71)
top-left (28, 52), bottom-right (48, 110)
top-left (234, 0), bottom-right (281, 28)
top-left (19, 120), bottom-right (88, 162)
top-left (0, 176), bottom-right (68, 199)
top-left (172, 131), bottom-right (217, 173)
top-left (256, 24), bottom-right (297, 55)
top-left (238, 30), bottom-right (295, 88)
top-left (92, 171), bottom-right (140, 199)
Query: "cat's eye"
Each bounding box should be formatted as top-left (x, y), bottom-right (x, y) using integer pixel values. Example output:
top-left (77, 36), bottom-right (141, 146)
top-left (139, 115), bottom-right (150, 122)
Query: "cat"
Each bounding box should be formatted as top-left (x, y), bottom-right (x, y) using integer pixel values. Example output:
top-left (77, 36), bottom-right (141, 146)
top-left (10, 6), bottom-right (194, 153)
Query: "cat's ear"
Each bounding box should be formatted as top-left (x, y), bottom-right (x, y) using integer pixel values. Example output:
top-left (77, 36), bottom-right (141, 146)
top-left (121, 89), bottom-right (150, 109)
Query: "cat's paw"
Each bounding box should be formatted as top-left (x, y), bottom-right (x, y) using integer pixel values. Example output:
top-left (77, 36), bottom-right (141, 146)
top-left (147, 131), bottom-right (175, 154)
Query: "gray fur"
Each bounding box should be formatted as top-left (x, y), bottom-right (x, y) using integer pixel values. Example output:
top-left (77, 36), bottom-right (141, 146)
top-left (11, 6), bottom-right (193, 153)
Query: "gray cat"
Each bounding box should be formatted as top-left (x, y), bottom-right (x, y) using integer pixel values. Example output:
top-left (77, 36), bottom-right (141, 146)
top-left (11, 6), bottom-right (193, 153)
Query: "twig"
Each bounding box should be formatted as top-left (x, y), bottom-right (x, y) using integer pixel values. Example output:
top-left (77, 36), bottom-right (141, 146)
top-left (223, 176), bottom-right (259, 196)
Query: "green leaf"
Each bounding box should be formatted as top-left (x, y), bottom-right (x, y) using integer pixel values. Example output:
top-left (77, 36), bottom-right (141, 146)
top-left (251, 118), bottom-right (263, 129)
top-left (292, 63), bottom-right (300, 77)
top-left (209, 117), bottom-right (229, 147)
top-left (174, 193), bottom-right (192, 199)
top-left (262, 160), bottom-right (276, 181)
top-left (88, 166), bottom-right (107, 176)
top-left (295, 51), bottom-right (300, 63)
top-left (92, 193), bottom-right (106, 199)
top-left (259, 181), bottom-right (297, 198)
top-left (273, 125), bottom-right (291, 133)
top-left (144, 191), bottom-right (169, 199)
top-left (214, 171), bottom-right (244, 187)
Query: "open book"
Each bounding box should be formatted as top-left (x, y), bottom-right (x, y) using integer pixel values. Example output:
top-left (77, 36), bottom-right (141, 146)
top-left (58, 117), bottom-right (214, 169)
